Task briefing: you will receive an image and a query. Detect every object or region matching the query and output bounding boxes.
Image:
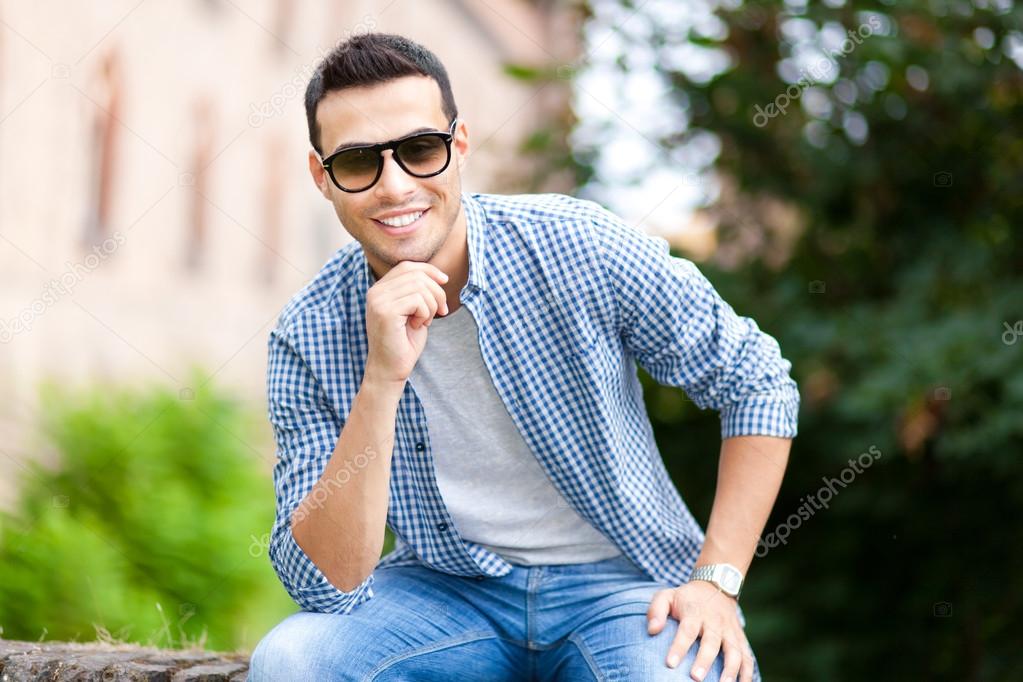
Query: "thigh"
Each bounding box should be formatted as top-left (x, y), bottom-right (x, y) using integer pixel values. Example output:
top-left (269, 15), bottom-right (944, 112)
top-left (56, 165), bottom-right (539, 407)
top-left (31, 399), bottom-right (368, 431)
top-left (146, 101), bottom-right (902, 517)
top-left (538, 582), bottom-right (761, 682)
top-left (248, 565), bottom-right (525, 681)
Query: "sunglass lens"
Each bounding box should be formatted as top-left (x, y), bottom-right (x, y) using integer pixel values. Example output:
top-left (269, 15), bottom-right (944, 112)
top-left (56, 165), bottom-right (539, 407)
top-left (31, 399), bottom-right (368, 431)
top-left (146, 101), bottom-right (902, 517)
top-left (396, 135), bottom-right (449, 176)
top-left (331, 148), bottom-right (380, 191)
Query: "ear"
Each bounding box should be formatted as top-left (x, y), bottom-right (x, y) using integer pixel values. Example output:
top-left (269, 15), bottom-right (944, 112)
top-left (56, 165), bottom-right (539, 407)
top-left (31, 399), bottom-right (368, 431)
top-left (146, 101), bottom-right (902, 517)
top-left (308, 150), bottom-right (332, 199)
top-left (453, 119), bottom-right (470, 171)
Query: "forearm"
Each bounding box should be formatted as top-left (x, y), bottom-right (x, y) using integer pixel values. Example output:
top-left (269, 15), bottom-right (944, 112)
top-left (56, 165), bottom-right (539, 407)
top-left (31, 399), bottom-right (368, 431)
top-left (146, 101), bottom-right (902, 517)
top-left (695, 435), bottom-right (792, 575)
top-left (291, 376), bottom-right (405, 592)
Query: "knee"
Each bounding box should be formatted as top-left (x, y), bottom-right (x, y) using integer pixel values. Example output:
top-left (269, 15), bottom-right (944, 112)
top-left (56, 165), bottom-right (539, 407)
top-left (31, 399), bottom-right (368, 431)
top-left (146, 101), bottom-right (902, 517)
top-left (612, 636), bottom-right (728, 682)
top-left (668, 637), bottom-right (762, 681)
top-left (247, 612), bottom-right (337, 682)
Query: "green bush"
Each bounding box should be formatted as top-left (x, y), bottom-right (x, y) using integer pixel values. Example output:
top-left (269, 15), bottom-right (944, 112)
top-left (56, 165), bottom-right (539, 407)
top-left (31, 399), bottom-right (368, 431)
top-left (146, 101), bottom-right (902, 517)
top-left (0, 369), bottom-right (296, 651)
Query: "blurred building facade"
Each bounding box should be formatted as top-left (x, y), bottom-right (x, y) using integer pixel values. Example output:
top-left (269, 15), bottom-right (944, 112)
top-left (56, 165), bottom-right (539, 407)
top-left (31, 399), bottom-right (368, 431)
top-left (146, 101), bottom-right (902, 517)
top-left (0, 0), bottom-right (579, 504)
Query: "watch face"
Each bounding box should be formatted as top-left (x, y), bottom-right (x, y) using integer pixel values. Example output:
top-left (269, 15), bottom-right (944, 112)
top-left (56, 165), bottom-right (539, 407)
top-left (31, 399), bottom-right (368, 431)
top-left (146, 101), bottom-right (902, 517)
top-left (719, 566), bottom-right (742, 594)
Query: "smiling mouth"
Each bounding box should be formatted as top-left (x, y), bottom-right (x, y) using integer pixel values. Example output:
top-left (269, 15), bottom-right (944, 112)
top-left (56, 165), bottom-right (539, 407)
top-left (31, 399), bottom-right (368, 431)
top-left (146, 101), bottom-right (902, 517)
top-left (372, 208), bottom-right (429, 234)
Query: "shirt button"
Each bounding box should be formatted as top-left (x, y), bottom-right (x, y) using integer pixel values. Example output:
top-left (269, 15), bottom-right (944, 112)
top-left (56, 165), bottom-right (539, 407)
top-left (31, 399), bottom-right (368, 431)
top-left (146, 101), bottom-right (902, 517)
top-left (437, 522), bottom-right (448, 531)
top-left (474, 575), bottom-right (485, 581)
top-left (415, 442), bottom-right (425, 451)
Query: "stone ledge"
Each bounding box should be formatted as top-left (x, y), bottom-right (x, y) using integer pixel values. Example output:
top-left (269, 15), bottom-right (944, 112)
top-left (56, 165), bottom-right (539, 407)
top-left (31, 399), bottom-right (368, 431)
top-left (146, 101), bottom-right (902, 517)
top-left (0, 639), bottom-right (249, 681)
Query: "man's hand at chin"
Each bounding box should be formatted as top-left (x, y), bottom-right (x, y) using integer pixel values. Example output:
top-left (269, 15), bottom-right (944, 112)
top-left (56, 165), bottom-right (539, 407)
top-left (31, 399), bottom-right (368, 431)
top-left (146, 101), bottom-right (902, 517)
top-left (646, 580), bottom-right (755, 682)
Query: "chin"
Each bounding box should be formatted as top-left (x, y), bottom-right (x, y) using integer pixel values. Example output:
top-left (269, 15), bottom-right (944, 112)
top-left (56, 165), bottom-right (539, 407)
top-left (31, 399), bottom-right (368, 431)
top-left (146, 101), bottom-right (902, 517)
top-left (375, 241), bottom-right (436, 266)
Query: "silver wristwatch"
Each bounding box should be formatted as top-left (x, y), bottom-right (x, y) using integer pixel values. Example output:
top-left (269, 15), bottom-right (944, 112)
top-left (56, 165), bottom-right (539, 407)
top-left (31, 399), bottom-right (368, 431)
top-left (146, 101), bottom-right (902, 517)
top-left (688, 563), bottom-right (744, 598)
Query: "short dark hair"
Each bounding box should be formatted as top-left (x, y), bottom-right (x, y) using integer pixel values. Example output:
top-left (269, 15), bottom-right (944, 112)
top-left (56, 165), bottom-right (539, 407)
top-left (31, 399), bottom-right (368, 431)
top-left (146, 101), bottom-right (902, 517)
top-left (304, 33), bottom-right (458, 156)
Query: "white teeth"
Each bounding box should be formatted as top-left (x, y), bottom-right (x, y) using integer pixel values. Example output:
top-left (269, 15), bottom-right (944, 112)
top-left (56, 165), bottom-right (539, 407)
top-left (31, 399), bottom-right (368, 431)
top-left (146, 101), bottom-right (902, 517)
top-left (379, 210), bottom-right (424, 228)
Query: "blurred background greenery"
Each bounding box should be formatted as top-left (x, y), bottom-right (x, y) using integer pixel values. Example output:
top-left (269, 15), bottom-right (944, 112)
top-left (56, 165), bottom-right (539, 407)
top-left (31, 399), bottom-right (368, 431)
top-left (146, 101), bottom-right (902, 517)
top-left (0, 370), bottom-right (296, 652)
top-left (1, 1), bottom-right (1020, 680)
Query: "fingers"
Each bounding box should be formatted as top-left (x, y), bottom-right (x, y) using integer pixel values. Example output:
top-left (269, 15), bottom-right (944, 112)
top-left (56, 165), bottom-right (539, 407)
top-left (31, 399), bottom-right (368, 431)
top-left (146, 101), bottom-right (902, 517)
top-left (384, 276), bottom-right (448, 317)
top-left (370, 268), bottom-right (449, 318)
top-left (395, 291), bottom-right (434, 330)
top-left (716, 629), bottom-right (754, 682)
top-left (646, 589), bottom-right (673, 635)
top-left (720, 633), bottom-right (743, 682)
top-left (737, 634), bottom-right (756, 682)
top-left (419, 276), bottom-right (449, 316)
top-left (665, 603), bottom-right (702, 669)
top-left (649, 586), bottom-right (754, 681)
top-left (741, 650), bottom-right (755, 682)
top-left (689, 625), bottom-right (722, 681)
top-left (381, 260), bottom-right (449, 286)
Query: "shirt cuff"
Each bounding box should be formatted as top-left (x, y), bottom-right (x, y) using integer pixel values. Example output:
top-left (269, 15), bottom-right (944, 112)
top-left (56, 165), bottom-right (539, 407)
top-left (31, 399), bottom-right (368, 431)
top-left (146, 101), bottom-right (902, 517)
top-left (720, 388), bottom-right (800, 440)
top-left (272, 520), bottom-right (375, 615)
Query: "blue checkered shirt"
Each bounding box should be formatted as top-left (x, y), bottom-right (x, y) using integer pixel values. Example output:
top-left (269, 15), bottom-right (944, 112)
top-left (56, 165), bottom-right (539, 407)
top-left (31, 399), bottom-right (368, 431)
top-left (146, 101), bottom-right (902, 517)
top-left (266, 191), bottom-right (799, 614)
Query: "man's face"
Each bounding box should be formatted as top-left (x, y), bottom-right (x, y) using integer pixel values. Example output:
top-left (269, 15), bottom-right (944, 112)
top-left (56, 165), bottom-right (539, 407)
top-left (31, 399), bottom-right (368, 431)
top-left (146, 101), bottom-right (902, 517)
top-left (309, 75), bottom-right (468, 274)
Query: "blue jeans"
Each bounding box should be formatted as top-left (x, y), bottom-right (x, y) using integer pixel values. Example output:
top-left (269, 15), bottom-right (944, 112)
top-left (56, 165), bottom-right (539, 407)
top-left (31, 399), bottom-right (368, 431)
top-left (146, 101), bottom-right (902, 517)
top-left (248, 554), bottom-right (762, 681)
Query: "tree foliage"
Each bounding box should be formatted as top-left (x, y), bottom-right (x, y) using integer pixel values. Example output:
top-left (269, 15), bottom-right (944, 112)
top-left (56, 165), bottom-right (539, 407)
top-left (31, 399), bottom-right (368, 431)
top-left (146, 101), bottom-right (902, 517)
top-left (589, 0), bottom-right (1022, 678)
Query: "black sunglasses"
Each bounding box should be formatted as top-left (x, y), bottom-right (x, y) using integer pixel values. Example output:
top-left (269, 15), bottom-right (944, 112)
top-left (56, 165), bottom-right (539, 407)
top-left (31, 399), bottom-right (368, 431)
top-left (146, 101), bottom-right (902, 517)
top-left (321, 119), bottom-right (458, 193)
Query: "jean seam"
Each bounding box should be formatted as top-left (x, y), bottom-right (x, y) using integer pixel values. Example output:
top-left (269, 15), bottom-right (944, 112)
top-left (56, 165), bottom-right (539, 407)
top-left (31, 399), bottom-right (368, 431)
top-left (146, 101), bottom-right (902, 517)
top-left (364, 629), bottom-right (506, 680)
top-left (565, 633), bottom-right (604, 682)
top-left (526, 566), bottom-right (544, 647)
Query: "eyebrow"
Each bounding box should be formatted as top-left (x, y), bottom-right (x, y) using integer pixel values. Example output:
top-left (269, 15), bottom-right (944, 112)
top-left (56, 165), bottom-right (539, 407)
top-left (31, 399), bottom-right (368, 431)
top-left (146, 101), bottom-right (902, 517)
top-left (330, 126), bottom-right (440, 155)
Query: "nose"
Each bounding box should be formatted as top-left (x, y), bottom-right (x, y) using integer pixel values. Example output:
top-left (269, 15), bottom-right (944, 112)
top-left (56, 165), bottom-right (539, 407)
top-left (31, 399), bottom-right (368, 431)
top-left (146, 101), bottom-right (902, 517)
top-left (373, 149), bottom-right (417, 201)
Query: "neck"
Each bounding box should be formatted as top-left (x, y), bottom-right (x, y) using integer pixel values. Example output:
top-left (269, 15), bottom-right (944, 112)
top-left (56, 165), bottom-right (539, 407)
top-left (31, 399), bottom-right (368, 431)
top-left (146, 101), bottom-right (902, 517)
top-left (432, 201), bottom-right (469, 314)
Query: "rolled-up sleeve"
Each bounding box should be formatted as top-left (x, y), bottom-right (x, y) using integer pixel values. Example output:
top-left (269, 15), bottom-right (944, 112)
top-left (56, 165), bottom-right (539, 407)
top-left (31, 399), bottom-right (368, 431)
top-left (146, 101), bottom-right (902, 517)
top-left (588, 203), bottom-right (800, 439)
top-left (266, 324), bottom-right (375, 613)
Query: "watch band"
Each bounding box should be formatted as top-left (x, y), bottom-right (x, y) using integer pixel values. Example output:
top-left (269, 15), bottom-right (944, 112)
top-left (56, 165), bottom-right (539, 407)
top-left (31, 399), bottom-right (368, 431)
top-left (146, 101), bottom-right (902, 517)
top-left (689, 563), bottom-right (744, 598)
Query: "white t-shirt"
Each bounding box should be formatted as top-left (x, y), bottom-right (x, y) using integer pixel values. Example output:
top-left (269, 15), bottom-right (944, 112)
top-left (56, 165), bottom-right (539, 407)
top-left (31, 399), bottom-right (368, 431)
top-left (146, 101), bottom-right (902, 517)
top-left (408, 303), bottom-right (622, 565)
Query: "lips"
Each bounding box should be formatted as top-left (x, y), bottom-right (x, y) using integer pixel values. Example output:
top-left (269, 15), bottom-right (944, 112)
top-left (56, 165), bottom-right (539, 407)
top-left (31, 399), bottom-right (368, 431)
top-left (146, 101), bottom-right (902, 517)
top-left (372, 208), bottom-right (429, 235)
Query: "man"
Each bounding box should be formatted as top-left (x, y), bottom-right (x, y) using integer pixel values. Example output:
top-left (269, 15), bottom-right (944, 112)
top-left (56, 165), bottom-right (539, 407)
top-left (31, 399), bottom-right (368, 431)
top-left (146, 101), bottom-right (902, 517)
top-left (248, 32), bottom-right (798, 682)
